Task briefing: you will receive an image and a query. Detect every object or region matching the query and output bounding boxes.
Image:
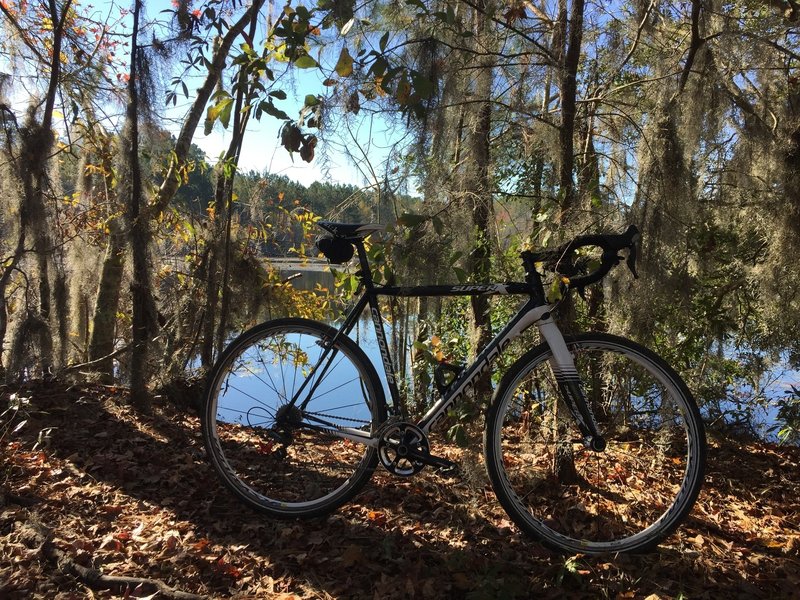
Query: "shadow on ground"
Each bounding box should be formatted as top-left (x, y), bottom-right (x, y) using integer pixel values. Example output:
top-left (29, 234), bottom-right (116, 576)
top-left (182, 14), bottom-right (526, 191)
top-left (1, 381), bottom-right (798, 599)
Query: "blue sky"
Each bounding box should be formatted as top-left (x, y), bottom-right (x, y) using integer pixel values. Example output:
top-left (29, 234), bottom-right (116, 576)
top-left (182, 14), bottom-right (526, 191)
top-left (169, 1), bottom-right (405, 188)
top-left (0, 0), bottom-right (403, 188)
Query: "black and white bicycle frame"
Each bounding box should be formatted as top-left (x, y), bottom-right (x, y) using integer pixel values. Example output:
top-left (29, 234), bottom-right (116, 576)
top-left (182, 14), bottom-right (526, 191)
top-left (291, 241), bottom-right (605, 450)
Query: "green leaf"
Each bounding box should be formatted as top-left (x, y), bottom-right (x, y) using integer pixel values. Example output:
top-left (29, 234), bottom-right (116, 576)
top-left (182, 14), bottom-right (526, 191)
top-left (211, 88), bottom-right (231, 102)
top-left (294, 55), bottom-right (318, 69)
top-left (546, 277), bottom-right (563, 303)
top-left (379, 31), bottom-right (390, 52)
top-left (204, 96), bottom-right (233, 134)
top-left (369, 56), bottom-right (389, 78)
top-left (447, 423), bottom-right (468, 447)
top-left (397, 213), bottom-right (428, 227)
top-left (269, 89), bottom-right (287, 100)
top-left (218, 97), bottom-right (233, 129)
top-left (304, 94), bottom-right (320, 107)
top-left (453, 267), bottom-right (467, 283)
top-left (259, 101), bottom-right (290, 120)
top-left (335, 47), bottom-right (354, 77)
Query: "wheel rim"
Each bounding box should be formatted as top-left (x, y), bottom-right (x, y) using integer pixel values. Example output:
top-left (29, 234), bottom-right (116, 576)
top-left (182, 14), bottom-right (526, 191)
top-left (492, 339), bottom-right (702, 552)
top-left (207, 324), bottom-right (377, 510)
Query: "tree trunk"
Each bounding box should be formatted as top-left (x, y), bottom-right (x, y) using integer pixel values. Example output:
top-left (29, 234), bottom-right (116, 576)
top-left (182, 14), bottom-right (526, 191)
top-left (465, 0), bottom-right (494, 408)
top-left (214, 13), bottom-right (260, 359)
top-left (88, 220), bottom-right (126, 381)
top-left (552, 0), bottom-right (586, 485)
top-left (557, 0), bottom-right (585, 220)
top-left (125, 0), bottom-right (153, 411)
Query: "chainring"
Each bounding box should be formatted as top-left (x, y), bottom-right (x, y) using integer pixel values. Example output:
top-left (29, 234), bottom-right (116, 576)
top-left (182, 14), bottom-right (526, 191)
top-left (378, 422), bottom-right (430, 476)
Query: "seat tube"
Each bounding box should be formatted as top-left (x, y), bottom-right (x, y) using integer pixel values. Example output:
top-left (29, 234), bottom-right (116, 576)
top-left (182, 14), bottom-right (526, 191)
top-left (354, 240), bottom-right (403, 416)
top-left (536, 316), bottom-right (603, 443)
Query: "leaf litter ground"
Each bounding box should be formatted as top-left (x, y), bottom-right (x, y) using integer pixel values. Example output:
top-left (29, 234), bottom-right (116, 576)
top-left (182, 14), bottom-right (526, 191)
top-left (1, 381), bottom-right (798, 599)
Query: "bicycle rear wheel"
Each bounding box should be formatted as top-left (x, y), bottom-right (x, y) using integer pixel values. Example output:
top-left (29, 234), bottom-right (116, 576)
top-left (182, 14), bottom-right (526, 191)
top-left (485, 333), bottom-right (706, 554)
top-left (202, 318), bottom-right (386, 517)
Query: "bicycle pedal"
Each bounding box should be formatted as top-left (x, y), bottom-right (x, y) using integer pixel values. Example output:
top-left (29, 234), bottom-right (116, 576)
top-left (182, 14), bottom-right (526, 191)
top-left (436, 462), bottom-right (460, 477)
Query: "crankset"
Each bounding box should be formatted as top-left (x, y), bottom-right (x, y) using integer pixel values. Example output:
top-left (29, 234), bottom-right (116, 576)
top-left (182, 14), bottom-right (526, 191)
top-left (378, 422), bottom-right (457, 476)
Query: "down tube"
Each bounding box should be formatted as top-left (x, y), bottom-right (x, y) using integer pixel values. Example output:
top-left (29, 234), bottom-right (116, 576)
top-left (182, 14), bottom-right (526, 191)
top-left (418, 301), bottom-right (552, 433)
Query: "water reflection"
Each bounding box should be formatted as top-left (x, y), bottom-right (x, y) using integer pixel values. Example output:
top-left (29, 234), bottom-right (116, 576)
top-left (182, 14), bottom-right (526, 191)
top-left (272, 258), bottom-right (334, 292)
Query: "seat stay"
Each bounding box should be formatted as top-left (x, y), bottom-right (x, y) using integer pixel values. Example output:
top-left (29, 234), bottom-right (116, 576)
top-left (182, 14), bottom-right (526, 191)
top-left (291, 293), bottom-right (371, 412)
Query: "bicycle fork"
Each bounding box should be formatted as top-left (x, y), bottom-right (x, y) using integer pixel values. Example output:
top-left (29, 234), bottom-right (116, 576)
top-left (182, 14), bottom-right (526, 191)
top-left (537, 317), bottom-right (607, 452)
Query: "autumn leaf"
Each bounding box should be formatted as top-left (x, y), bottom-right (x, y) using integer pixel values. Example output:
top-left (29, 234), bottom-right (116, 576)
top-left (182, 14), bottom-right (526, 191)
top-left (339, 544), bottom-right (363, 567)
top-left (192, 538), bottom-right (211, 552)
top-left (367, 510), bottom-right (387, 526)
top-left (213, 556), bottom-right (242, 579)
top-left (335, 47), bottom-right (354, 77)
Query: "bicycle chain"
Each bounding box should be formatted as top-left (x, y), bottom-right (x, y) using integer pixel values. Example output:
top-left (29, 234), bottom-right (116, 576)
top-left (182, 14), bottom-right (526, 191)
top-left (302, 410), bottom-right (372, 427)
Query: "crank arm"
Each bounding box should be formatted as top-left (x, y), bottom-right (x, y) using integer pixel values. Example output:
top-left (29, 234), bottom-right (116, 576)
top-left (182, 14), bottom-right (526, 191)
top-left (404, 448), bottom-right (457, 471)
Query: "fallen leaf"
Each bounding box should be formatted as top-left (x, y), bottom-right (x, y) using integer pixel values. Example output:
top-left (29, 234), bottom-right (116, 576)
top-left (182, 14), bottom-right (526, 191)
top-left (339, 544), bottom-right (363, 567)
top-left (367, 510), bottom-right (387, 526)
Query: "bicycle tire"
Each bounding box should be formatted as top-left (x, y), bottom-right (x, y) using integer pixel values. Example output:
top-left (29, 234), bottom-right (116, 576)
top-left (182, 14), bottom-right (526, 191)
top-left (484, 333), bottom-right (706, 554)
top-left (202, 318), bottom-right (387, 517)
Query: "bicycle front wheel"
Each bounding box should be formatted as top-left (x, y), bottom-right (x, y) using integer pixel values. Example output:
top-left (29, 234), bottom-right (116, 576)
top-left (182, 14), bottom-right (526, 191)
top-left (202, 318), bottom-right (386, 518)
top-left (485, 333), bottom-right (706, 554)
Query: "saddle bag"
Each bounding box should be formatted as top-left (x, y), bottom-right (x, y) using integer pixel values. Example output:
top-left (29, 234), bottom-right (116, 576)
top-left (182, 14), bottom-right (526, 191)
top-left (316, 234), bottom-right (354, 264)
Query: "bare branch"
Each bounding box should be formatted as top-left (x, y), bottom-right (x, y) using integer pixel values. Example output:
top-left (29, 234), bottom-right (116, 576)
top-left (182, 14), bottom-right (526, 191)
top-left (0, 4), bottom-right (47, 62)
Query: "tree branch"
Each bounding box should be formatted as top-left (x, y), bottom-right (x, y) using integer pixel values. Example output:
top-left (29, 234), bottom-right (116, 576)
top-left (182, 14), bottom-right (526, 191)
top-left (20, 519), bottom-right (206, 600)
top-left (147, 0), bottom-right (267, 219)
top-left (615, 0), bottom-right (655, 76)
top-left (675, 0), bottom-right (704, 97)
top-left (0, 4), bottom-right (47, 62)
top-left (459, 0), bottom-right (554, 62)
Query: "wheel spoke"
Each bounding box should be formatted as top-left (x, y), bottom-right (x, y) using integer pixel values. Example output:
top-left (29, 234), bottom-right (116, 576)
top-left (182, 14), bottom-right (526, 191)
top-left (486, 334), bottom-right (705, 554)
top-left (203, 320), bottom-right (383, 516)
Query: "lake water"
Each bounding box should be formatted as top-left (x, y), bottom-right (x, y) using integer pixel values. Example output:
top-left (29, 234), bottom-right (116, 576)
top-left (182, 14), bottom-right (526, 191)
top-left (263, 258), bottom-right (800, 444)
top-left (272, 257), bottom-right (335, 291)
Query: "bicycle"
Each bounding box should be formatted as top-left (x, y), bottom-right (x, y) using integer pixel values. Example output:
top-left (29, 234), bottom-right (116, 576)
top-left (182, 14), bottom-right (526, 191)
top-left (202, 221), bottom-right (706, 555)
